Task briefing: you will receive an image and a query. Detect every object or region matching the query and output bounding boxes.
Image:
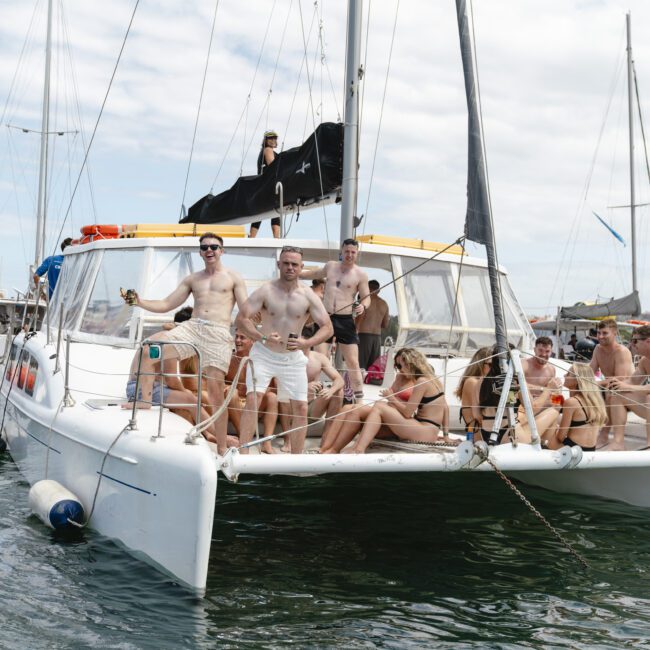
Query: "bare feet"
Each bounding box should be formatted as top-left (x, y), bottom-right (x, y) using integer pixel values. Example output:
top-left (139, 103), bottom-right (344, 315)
top-left (261, 443), bottom-right (278, 454)
top-left (597, 430), bottom-right (610, 448)
top-left (342, 446), bottom-right (362, 454)
top-left (121, 400), bottom-right (151, 410)
top-left (281, 441), bottom-right (292, 453)
top-left (227, 435), bottom-right (240, 447)
top-left (600, 441), bottom-right (626, 451)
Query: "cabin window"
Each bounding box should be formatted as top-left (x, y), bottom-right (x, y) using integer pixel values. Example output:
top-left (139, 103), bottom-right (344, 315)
top-left (459, 268), bottom-right (495, 329)
top-left (223, 248), bottom-right (279, 285)
top-left (146, 250), bottom-right (194, 302)
top-left (400, 258), bottom-right (459, 327)
top-left (25, 356), bottom-right (38, 396)
top-left (80, 249), bottom-right (143, 339)
top-left (50, 251), bottom-right (96, 330)
top-left (16, 353), bottom-right (29, 390)
top-left (5, 344), bottom-right (18, 383)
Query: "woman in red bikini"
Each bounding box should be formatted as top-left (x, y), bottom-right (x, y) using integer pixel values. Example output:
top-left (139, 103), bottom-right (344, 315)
top-left (320, 351), bottom-right (415, 453)
top-left (338, 348), bottom-right (451, 454)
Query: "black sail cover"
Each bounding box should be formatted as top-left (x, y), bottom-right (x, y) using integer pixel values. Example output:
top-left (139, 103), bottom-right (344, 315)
top-left (559, 291), bottom-right (641, 319)
top-left (183, 122), bottom-right (343, 225)
top-left (456, 0), bottom-right (491, 246)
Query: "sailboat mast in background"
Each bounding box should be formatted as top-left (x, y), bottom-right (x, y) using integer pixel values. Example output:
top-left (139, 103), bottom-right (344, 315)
top-left (34, 0), bottom-right (53, 269)
top-left (626, 11), bottom-right (637, 297)
top-left (340, 0), bottom-right (362, 244)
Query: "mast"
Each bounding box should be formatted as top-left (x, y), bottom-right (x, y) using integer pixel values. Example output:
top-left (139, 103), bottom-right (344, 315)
top-left (626, 11), bottom-right (637, 296)
top-left (34, 0), bottom-right (53, 268)
top-left (339, 0), bottom-right (362, 244)
top-left (455, 0), bottom-right (508, 360)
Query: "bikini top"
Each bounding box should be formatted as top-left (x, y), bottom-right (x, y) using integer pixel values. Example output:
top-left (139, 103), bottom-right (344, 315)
top-left (395, 387), bottom-right (413, 402)
top-left (565, 397), bottom-right (589, 428)
top-left (418, 390), bottom-right (445, 411)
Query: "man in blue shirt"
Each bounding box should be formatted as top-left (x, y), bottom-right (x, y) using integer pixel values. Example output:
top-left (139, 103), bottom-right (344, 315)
top-left (33, 237), bottom-right (72, 298)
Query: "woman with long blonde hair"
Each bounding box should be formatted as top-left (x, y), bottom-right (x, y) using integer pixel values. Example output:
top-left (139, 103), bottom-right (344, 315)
top-left (542, 362), bottom-right (606, 451)
top-left (455, 346), bottom-right (492, 440)
top-left (343, 347), bottom-right (450, 454)
top-left (320, 350), bottom-right (416, 453)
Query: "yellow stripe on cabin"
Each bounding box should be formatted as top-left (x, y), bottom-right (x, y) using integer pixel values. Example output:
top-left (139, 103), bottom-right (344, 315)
top-left (357, 234), bottom-right (465, 255)
top-left (120, 224), bottom-right (246, 238)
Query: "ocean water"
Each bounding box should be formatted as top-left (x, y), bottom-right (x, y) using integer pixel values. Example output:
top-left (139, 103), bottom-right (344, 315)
top-left (1, 452), bottom-right (650, 649)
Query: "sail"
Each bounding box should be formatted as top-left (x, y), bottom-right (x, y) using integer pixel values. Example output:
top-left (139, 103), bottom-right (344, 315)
top-left (183, 122), bottom-right (343, 226)
top-left (455, 0), bottom-right (491, 246)
top-left (559, 291), bottom-right (642, 319)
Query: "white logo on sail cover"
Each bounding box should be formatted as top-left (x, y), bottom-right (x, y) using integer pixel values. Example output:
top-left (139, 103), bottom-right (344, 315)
top-left (296, 162), bottom-right (311, 174)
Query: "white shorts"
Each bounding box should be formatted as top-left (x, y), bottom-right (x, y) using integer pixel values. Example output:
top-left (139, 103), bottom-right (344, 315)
top-left (246, 342), bottom-right (308, 403)
top-left (167, 319), bottom-right (233, 373)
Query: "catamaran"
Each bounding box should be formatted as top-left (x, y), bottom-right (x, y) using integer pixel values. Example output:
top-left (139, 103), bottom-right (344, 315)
top-left (1, 1), bottom-right (649, 593)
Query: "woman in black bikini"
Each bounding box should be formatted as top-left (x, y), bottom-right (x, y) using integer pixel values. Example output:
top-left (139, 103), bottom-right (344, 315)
top-left (344, 347), bottom-right (451, 453)
top-left (455, 347), bottom-right (492, 442)
top-left (542, 362), bottom-right (606, 451)
top-left (320, 353), bottom-right (416, 453)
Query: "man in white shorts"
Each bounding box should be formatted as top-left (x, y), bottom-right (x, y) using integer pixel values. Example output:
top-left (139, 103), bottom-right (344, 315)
top-left (121, 232), bottom-right (247, 455)
top-left (235, 246), bottom-right (333, 453)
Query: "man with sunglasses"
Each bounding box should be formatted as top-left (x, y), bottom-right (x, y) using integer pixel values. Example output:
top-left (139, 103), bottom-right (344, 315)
top-left (235, 246), bottom-right (333, 453)
top-left (589, 317), bottom-right (635, 450)
top-left (120, 232), bottom-right (248, 455)
top-left (605, 325), bottom-right (650, 450)
top-left (299, 238), bottom-right (371, 401)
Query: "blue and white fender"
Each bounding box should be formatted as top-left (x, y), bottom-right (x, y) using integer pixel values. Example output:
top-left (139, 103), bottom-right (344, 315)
top-left (29, 480), bottom-right (85, 531)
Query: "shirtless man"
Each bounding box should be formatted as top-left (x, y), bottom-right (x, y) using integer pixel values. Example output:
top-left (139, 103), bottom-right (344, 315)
top-left (225, 328), bottom-right (279, 454)
top-left (278, 348), bottom-right (345, 452)
top-left (590, 317), bottom-right (635, 450)
top-left (356, 279), bottom-right (389, 370)
top-left (121, 232), bottom-right (247, 455)
top-left (236, 246), bottom-right (333, 454)
top-left (604, 325), bottom-right (650, 450)
top-left (300, 238), bottom-right (370, 400)
top-left (522, 336), bottom-right (558, 405)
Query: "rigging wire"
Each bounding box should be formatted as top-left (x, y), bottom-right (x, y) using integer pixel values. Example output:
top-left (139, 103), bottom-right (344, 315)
top-left (209, 1), bottom-right (278, 191)
top-left (546, 28), bottom-right (626, 311)
top-left (180, 0), bottom-right (221, 216)
top-left (469, 0), bottom-right (509, 342)
top-left (361, 0), bottom-right (400, 238)
top-left (0, 0), bottom-right (42, 130)
top-left (51, 0), bottom-right (141, 258)
top-left (296, 0), bottom-right (330, 246)
top-left (241, 0), bottom-right (294, 165)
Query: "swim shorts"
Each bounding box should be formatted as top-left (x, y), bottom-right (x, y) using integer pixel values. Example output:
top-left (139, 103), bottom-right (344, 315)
top-left (125, 379), bottom-right (170, 405)
top-left (328, 314), bottom-right (359, 345)
top-left (246, 341), bottom-right (309, 402)
top-left (167, 318), bottom-right (233, 373)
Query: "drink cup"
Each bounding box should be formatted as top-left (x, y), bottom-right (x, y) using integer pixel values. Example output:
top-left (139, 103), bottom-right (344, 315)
top-left (550, 393), bottom-right (564, 406)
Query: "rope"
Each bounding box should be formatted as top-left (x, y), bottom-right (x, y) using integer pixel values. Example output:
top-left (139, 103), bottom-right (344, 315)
top-left (52, 0), bottom-right (141, 258)
top-left (360, 0), bottom-right (400, 237)
top-left (180, 0), bottom-right (221, 214)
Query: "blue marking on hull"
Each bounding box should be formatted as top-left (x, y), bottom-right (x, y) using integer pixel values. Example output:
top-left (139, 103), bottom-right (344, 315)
top-left (97, 471), bottom-right (156, 496)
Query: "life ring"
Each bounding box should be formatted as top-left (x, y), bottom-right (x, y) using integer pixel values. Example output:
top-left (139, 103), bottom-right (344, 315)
top-left (80, 224), bottom-right (125, 237)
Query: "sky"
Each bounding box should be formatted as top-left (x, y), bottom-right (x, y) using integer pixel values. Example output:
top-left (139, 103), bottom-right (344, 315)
top-left (1, 0), bottom-right (650, 317)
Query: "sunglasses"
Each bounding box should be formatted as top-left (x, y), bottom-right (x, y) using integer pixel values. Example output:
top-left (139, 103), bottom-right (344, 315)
top-left (632, 337), bottom-right (648, 344)
top-left (200, 244), bottom-right (222, 251)
top-left (394, 361), bottom-right (402, 370)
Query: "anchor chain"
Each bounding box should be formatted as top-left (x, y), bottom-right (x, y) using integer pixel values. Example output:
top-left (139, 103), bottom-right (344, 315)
top-left (478, 448), bottom-right (590, 569)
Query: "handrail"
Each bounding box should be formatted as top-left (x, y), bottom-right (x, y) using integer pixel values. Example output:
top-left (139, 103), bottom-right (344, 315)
top-left (128, 338), bottom-right (203, 440)
top-left (185, 354), bottom-right (257, 444)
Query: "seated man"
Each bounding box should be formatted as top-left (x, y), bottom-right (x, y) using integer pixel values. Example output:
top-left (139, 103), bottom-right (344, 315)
top-left (123, 311), bottom-right (218, 443)
top-left (225, 328), bottom-right (279, 453)
top-left (521, 336), bottom-right (557, 406)
top-left (605, 325), bottom-right (650, 450)
top-left (278, 348), bottom-right (344, 451)
top-left (590, 317), bottom-right (635, 449)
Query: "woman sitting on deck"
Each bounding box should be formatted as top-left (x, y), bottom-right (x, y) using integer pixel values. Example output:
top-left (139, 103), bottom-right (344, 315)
top-left (455, 346), bottom-right (492, 442)
top-left (479, 351), bottom-right (561, 445)
top-left (541, 363), bottom-right (606, 452)
top-left (320, 353), bottom-right (416, 453)
top-left (339, 347), bottom-right (451, 454)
